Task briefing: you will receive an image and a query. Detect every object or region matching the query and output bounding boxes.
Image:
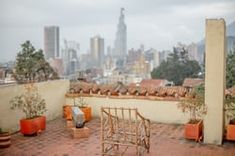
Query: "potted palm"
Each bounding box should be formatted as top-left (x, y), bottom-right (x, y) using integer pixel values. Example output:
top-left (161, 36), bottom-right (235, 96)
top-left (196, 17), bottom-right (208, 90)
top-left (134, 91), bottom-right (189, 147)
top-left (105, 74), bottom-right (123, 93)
top-left (10, 83), bottom-right (47, 135)
top-left (224, 95), bottom-right (235, 141)
top-left (178, 85), bottom-right (207, 141)
top-left (0, 128), bottom-right (11, 148)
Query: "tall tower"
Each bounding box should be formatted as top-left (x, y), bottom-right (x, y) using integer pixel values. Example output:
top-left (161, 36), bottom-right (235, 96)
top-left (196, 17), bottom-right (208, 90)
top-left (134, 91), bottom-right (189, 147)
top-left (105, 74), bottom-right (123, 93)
top-left (90, 35), bottom-right (104, 67)
top-left (114, 8), bottom-right (127, 59)
top-left (44, 26), bottom-right (60, 60)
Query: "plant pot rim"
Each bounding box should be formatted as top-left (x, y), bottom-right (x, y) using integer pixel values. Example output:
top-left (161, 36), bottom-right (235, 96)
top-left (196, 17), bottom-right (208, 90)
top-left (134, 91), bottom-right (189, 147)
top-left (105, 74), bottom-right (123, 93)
top-left (0, 132), bottom-right (10, 135)
top-left (21, 115), bottom-right (46, 121)
top-left (187, 119), bottom-right (202, 124)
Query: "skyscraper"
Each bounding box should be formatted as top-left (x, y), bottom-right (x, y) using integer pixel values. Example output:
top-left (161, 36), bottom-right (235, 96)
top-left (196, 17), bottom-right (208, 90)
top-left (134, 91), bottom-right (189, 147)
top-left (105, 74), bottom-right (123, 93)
top-left (44, 26), bottom-right (60, 60)
top-left (114, 8), bottom-right (127, 59)
top-left (90, 35), bottom-right (104, 67)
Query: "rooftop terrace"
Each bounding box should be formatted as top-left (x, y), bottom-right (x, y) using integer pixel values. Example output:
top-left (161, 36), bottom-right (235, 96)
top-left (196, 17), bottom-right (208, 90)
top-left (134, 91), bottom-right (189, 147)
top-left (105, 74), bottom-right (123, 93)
top-left (0, 117), bottom-right (235, 156)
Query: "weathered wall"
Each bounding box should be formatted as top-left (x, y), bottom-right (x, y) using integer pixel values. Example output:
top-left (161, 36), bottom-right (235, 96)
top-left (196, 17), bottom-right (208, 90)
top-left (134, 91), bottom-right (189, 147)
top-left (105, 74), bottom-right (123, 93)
top-left (204, 19), bottom-right (226, 145)
top-left (66, 97), bottom-right (189, 124)
top-left (0, 80), bottom-right (69, 132)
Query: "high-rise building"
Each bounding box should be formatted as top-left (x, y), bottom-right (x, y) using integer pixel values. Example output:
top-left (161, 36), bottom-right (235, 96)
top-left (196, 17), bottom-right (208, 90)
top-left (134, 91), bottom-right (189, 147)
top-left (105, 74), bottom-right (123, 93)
top-left (187, 43), bottom-right (198, 61)
top-left (114, 8), bottom-right (127, 59)
top-left (90, 35), bottom-right (104, 67)
top-left (62, 40), bottom-right (79, 75)
top-left (44, 26), bottom-right (60, 60)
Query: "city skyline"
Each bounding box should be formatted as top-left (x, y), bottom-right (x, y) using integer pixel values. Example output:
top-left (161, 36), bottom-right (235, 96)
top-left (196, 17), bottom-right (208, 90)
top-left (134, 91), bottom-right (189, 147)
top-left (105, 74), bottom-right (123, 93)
top-left (1, 0), bottom-right (235, 62)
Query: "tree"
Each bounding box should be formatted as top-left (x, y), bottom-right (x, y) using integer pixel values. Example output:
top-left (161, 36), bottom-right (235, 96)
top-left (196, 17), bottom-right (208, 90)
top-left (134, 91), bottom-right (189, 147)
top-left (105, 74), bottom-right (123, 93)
top-left (15, 41), bottom-right (58, 82)
top-left (226, 50), bottom-right (235, 88)
top-left (151, 48), bottom-right (201, 85)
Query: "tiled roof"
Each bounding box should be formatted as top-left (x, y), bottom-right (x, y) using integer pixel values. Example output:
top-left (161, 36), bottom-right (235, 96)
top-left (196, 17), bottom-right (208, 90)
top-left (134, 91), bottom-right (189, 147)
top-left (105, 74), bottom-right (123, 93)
top-left (68, 82), bottom-right (189, 100)
top-left (182, 78), bottom-right (204, 88)
top-left (140, 79), bottom-right (168, 88)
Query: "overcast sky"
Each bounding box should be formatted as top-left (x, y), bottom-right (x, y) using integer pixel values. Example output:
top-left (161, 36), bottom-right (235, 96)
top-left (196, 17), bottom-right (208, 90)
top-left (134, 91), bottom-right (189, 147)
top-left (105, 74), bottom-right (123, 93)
top-left (0, 0), bottom-right (235, 62)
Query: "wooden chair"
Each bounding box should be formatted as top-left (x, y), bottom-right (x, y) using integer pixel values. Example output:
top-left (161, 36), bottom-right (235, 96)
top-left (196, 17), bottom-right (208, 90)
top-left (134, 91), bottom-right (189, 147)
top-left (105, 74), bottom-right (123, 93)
top-left (101, 107), bottom-right (150, 156)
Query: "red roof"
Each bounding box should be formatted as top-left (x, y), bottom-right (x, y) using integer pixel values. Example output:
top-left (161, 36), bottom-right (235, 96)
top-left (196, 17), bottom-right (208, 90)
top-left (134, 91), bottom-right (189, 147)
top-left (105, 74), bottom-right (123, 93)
top-left (182, 78), bottom-right (204, 88)
top-left (140, 79), bottom-right (168, 88)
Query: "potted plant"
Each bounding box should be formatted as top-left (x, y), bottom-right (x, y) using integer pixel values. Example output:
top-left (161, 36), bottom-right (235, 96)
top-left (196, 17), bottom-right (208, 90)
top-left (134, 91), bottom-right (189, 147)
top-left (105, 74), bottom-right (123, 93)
top-left (178, 85), bottom-right (207, 142)
top-left (75, 97), bottom-right (92, 122)
top-left (10, 83), bottom-right (47, 135)
top-left (64, 90), bottom-right (77, 120)
top-left (0, 128), bottom-right (11, 148)
top-left (64, 95), bottom-right (92, 122)
top-left (224, 95), bottom-right (235, 141)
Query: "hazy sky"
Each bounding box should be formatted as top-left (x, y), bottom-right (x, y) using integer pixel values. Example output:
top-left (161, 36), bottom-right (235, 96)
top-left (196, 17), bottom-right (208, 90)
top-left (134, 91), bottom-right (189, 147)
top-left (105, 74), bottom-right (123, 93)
top-left (0, 0), bottom-right (235, 62)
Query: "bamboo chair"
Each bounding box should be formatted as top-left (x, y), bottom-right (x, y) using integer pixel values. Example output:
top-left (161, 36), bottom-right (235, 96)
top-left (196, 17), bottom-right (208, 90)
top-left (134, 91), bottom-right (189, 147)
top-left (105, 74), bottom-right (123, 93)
top-left (101, 107), bottom-right (150, 156)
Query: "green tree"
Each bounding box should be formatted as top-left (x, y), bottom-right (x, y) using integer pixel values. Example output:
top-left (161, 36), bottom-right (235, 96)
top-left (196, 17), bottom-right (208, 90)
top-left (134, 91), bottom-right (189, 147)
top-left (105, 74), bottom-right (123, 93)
top-left (151, 48), bottom-right (201, 85)
top-left (226, 50), bottom-right (235, 88)
top-left (15, 41), bottom-right (58, 82)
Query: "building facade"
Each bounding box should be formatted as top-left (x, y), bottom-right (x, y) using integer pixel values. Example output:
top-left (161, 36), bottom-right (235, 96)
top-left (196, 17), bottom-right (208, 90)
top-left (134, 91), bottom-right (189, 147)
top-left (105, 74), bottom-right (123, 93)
top-left (44, 26), bottom-right (60, 60)
top-left (90, 35), bottom-right (104, 67)
top-left (114, 8), bottom-right (127, 59)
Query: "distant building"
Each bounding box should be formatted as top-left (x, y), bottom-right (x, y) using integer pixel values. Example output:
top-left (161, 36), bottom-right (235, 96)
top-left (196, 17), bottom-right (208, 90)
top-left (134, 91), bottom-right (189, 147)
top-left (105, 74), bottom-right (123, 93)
top-left (152, 49), bottom-right (160, 68)
top-left (48, 58), bottom-right (64, 77)
top-left (44, 26), bottom-right (60, 60)
top-left (182, 78), bottom-right (204, 88)
top-left (114, 8), bottom-right (127, 59)
top-left (132, 54), bottom-right (151, 79)
top-left (90, 35), bottom-right (104, 67)
top-left (187, 43), bottom-right (198, 61)
top-left (62, 40), bottom-right (79, 75)
top-left (140, 79), bottom-right (172, 88)
top-left (159, 50), bottom-right (171, 63)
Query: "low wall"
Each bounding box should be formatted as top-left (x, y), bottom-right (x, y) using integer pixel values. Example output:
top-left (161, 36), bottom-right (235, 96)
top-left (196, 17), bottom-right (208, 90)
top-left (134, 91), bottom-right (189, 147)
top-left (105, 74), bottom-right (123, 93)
top-left (0, 80), bottom-right (70, 132)
top-left (66, 97), bottom-right (189, 124)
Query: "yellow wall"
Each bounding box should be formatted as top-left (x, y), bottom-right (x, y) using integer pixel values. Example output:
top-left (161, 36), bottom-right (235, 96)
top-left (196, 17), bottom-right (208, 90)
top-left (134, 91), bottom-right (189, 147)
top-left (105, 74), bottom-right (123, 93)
top-left (66, 97), bottom-right (189, 124)
top-left (0, 80), bottom-right (69, 132)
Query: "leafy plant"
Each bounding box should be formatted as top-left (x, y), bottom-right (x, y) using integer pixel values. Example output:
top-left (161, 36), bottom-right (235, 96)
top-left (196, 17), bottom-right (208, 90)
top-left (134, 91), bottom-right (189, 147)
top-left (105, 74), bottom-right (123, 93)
top-left (178, 85), bottom-right (207, 122)
top-left (10, 83), bottom-right (46, 119)
top-left (224, 96), bottom-right (235, 124)
top-left (151, 48), bottom-right (201, 85)
top-left (73, 97), bottom-right (88, 108)
top-left (14, 40), bottom-right (58, 83)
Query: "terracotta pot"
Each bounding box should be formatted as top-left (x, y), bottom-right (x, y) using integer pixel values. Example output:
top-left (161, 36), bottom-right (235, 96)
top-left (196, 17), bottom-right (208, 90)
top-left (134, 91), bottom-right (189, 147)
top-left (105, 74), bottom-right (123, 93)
top-left (20, 116), bottom-right (46, 135)
top-left (80, 107), bottom-right (92, 122)
top-left (226, 123), bottom-right (235, 141)
top-left (0, 132), bottom-right (11, 148)
top-left (184, 120), bottom-right (203, 142)
top-left (63, 105), bottom-right (72, 120)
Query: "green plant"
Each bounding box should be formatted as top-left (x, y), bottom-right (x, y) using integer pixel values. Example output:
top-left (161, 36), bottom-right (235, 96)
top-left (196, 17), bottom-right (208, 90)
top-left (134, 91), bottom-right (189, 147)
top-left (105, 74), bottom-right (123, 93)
top-left (0, 128), bottom-right (2, 133)
top-left (178, 85), bottom-right (207, 122)
top-left (224, 96), bottom-right (235, 124)
top-left (15, 40), bottom-right (58, 82)
top-left (10, 83), bottom-right (46, 119)
top-left (73, 97), bottom-right (88, 108)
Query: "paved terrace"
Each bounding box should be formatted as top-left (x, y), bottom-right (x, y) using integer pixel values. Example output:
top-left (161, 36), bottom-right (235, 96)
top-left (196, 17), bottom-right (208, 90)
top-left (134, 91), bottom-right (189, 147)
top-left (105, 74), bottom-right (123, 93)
top-left (1, 118), bottom-right (235, 156)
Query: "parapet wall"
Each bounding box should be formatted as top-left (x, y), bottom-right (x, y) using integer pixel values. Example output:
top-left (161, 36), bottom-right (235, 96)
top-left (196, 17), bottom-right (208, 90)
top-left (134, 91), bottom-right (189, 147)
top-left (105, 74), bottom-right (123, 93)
top-left (0, 80), bottom-right (190, 132)
top-left (65, 96), bottom-right (189, 124)
top-left (0, 80), bottom-right (70, 132)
